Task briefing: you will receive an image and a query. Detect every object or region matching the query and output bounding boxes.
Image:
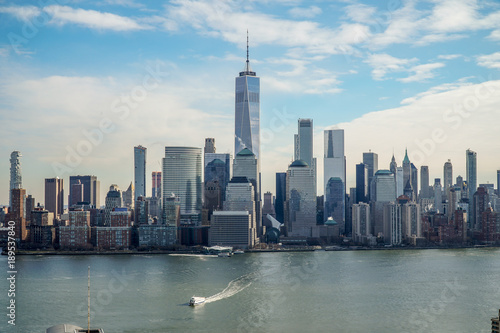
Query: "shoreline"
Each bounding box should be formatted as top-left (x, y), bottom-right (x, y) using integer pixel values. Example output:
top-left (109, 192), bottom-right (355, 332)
top-left (2, 244), bottom-right (499, 256)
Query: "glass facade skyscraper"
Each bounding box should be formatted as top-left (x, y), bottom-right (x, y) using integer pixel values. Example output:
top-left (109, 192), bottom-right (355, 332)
top-left (466, 149), bottom-right (477, 227)
top-left (162, 147), bottom-right (202, 223)
top-left (134, 145), bottom-right (147, 200)
top-left (234, 38), bottom-right (260, 158)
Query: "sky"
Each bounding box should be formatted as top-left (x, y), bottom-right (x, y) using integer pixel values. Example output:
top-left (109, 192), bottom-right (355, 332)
top-left (1, 0), bottom-right (500, 206)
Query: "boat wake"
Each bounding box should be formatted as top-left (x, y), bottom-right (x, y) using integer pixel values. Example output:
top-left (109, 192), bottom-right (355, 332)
top-left (204, 273), bottom-right (254, 304)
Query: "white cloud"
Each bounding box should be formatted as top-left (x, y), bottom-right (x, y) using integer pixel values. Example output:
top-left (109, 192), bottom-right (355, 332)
top-left (438, 54), bottom-right (462, 60)
top-left (398, 62), bottom-right (445, 83)
top-left (364, 53), bottom-right (417, 80)
top-left (0, 5), bottom-right (41, 22)
top-left (476, 52), bottom-right (500, 69)
top-left (344, 3), bottom-right (376, 23)
top-left (288, 6), bottom-right (322, 19)
top-left (487, 29), bottom-right (500, 41)
top-left (43, 5), bottom-right (148, 31)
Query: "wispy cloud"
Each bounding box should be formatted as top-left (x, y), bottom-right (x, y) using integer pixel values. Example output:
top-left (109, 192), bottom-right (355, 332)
top-left (438, 54), bottom-right (462, 60)
top-left (43, 5), bottom-right (149, 31)
top-left (288, 6), bottom-right (322, 19)
top-left (398, 62), bottom-right (445, 83)
top-left (476, 52), bottom-right (500, 69)
top-left (0, 5), bottom-right (41, 22)
top-left (364, 53), bottom-right (417, 81)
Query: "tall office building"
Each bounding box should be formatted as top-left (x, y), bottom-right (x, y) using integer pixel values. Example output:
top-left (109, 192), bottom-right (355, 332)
top-left (371, 170), bottom-right (396, 236)
top-left (9, 151), bottom-right (22, 208)
top-left (443, 159), bottom-right (453, 193)
top-left (473, 186), bottom-right (489, 231)
top-left (234, 33), bottom-right (260, 159)
top-left (152, 172), bottom-right (162, 198)
top-left (104, 185), bottom-right (122, 226)
top-left (286, 160), bottom-right (317, 237)
top-left (45, 177), bottom-right (64, 217)
top-left (325, 177), bottom-right (345, 235)
top-left (324, 129), bottom-right (345, 223)
top-left (294, 119), bottom-right (313, 166)
top-left (420, 166), bottom-right (430, 198)
top-left (362, 151), bottom-right (378, 201)
top-left (163, 147), bottom-right (202, 223)
top-left (390, 154), bottom-right (397, 176)
top-left (70, 180), bottom-right (83, 206)
top-left (69, 175), bottom-right (100, 207)
top-left (352, 202), bottom-right (371, 242)
top-left (356, 163), bottom-right (369, 203)
top-left (411, 163), bottom-right (418, 200)
top-left (497, 170), bottom-right (500, 195)
top-left (396, 167), bottom-right (404, 198)
top-left (466, 149), bottom-right (477, 227)
top-left (434, 179), bottom-right (443, 213)
top-left (275, 172), bottom-right (287, 224)
top-left (204, 138), bottom-right (216, 154)
top-left (134, 145), bottom-right (147, 200)
top-left (402, 149), bottom-right (412, 195)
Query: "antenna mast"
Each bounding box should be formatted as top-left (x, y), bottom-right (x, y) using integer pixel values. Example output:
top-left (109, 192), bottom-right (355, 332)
top-left (246, 29), bottom-right (249, 70)
top-left (88, 266), bottom-right (90, 333)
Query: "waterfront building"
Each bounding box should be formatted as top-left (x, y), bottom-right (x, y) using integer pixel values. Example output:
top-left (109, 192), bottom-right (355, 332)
top-left (324, 129), bottom-right (345, 223)
top-left (384, 202), bottom-right (402, 245)
top-left (45, 177), bottom-right (64, 218)
top-left (25, 194), bottom-right (35, 224)
top-left (152, 171), bottom-right (162, 198)
top-left (286, 160), bottom-right (317, 237)
top-left (69, 175), bottom-right (100, 207)
top-left (492, 309), bottom-right (500, 333)
top-left (352, 202), bottom-right (371, 243)
top-left (210, 211), bottom-right (255, 249)
top-left (466, 149), bottom-right (477, 227)
top-left (420, 166), bottom-right (430, 198)
top-left (6, 188), bottom-right (27, 242)
top-left (163, 193), bottom-right (181, 227)
top-left (163, 146), bottom-right (202, 224)
top-left (402, 201), bottom-right (421, 239)
top-left (94, 208), bottom-right (131, 250)
top-left (204, 152), bottom-right (231, 203)
top-left (370, 170), bottom-right (396, 236)
top-left (134, 145), bottom-right (147, 201)
top-left (59, 210), bottom-right (90, 249)
top-left (363, 151), bottom-right (378, 201)
top-left (29, 210), bottom-right (55, 247)
top-left (234, 34), bottom-right (260, 159)
top-left (138, 224), bottom-right (177, 247)
top-left (473, 186), bottom-right (489, 231)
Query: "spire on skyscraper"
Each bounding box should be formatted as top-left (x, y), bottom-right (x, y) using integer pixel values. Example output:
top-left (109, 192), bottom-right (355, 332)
top-left (240, 30), bottom-right (255, 76)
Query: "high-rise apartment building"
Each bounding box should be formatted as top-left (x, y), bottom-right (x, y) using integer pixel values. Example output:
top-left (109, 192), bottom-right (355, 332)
top-left (466, 149), bottom-right (477, 227)
top-left (6, 188), bottom-right (27, 242)
top-left (45, 177), bottom-right (64, 217)
top-left (163, 146), bottom-right (202, 224)
top-left (444, 159), bottom-right (453, 193)
top-left (234, 34), bottom-right (260, 159)
top-left (362, 151), bottom-right (378, 201)
top-left (352, 202), bottom-right (371, 243)
top-left (9, 151), bottom-right (22, 208)
top-left (134, 145), bottom-right (147, 200)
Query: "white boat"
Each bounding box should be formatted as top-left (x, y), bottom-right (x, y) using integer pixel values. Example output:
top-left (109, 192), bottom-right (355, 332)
top-left (189, 296), bottom-right (206, 306)
top-left (233, 250), bottom-right (244, 254)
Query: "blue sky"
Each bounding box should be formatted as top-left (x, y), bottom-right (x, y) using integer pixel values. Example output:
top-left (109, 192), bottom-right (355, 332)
top-left (1, 0), bottom-right (500, 205)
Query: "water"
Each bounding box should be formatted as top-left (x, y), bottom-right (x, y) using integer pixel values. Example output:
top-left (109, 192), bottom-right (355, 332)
top-left (1, 249), bottom-right (500, 333)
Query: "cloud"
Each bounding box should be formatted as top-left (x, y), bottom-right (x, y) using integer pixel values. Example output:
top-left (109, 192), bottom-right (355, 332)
top-left (364, 53), bottom-right (417, 80)
top-left (437, 54), bottom-right (462, 60)
top-left (288, 6), bottom-right (322, 19)
top-left (344, 3), bottom-right (376, 23)
top-left (0, 5), bottom-right (41, 22)
top-left (487, 29), bottom-right (500, 41)
top-left (43, 5), bottom-right (149, 31)
top-left (398, 62), bottom-right (445, 83)
top-left (476, 52), bottom-right (500, 69)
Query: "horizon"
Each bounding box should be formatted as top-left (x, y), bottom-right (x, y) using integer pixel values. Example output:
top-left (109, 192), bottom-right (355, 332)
top-left (2, 0), bottom-right (500, 205)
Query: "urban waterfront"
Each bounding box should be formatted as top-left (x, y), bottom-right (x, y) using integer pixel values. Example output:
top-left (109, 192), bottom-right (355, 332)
top-left (1, 248), bottom-right (500, 333)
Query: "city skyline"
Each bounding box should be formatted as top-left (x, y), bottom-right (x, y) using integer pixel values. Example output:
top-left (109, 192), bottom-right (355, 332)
top-left (1, 1), bottom-right (500, 204)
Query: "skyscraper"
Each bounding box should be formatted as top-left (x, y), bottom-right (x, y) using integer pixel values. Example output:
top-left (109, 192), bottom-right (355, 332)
top-left (204, 139), bottom-right (231, 203)
top-left (234, 33), bottom-right (260, 159)
top-left (204, 138), bottom-right (215, 154)
top-left (434, 179), bottom-right (443, 213)
top-left (45, 177), bottom-right (64, 217)
top-left (324, 129), bottom-right (345, 222)
top-left (356, 163), bottom-right (368, 203)
top-left (152, 172), bottom-right (162, 198)
top-left (420, 166), bottom-right (430, 198)
top-left (443, 159), bottom-right (453, 193)
top-left (134, 145), bottom-right (147, 200)
top-left (6, 188), bottom-right (27, 242)
top-left (163, 146), bottom-right (202, 224)
top-left (275, 172), bottom-right (287, 224)
top-left (9, 151), bottom-right (22, 207)
top-left (497, 170), bottom-right (500, 195)
top-left (325, 177), bottom-right (345, 234)
top-left (466, 149), bottom-right (477, 227)
top-left (411, 163), bottom-right (418, 200)
top-left (69, 175), bottom-right (100, 207)
top-left (402, 149), bottom-right (412, 196)
top-left (362, 151), bottom-right (378, 201)
top-left (294, 119), bottom-right (313, 166)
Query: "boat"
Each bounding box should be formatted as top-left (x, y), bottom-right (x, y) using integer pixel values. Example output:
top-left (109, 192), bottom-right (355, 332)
top-left (218, 252), bottom-right (232, 257)
top-left (189, 296), bottom-right (206, 306)
top-left (233, 249), bottom-right (244, 254)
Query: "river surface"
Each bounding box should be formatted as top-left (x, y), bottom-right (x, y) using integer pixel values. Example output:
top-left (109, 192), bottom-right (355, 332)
top-left (1, 248), bottom-right (500, 333)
